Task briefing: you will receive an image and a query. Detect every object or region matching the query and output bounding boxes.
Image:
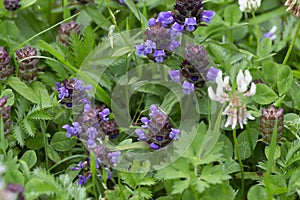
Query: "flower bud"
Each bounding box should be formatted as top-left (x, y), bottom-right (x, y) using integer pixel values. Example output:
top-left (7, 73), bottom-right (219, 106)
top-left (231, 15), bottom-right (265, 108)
top-left (16, 46), bottom-right (40, 83)
top-left (259, 105), bottom-right (284, 143)
top-left (57, 20), bottom-right (81, 45)
top-left (3, 0), bottom-right (20, 11)
top-left (0, 47), bottom-right (13, 81)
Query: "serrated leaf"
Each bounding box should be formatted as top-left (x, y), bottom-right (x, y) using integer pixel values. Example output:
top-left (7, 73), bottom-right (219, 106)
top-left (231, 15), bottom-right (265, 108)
top-left (200, 165), bottom-right (231, 184)
top-left (20, 150), bottom-right (37, 169)
top-left (21, 119), bottom-right (35, 137)
top-left (171, 179), bottom-right (189, 194)
top-left (252, 84), bottom-right (278, 104)
top-left (12, 125), bottom-right (24, 147)
top-left (28, 109), bottom-right (51, 120)
top-left (4, 170), bottom-right (24, 185)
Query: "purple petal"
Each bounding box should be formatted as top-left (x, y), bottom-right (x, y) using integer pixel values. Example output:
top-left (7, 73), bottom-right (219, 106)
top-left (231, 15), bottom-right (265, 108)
top-left (201, 10), bottom-right (215, 23)
top-left (169, 70), bottom-right (181, 82)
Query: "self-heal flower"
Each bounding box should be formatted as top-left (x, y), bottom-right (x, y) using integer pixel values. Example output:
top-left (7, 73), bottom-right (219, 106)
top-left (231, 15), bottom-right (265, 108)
top-left (264, 26), bottom-right (277, 40)
top-left (78, 173), bottom-right (91, 185)
top-left (206, 67), bottom-right (220, 82)
top-left (135, 129), bottom-right (148, 141)
top-left (201, 10), bottom-right (215, 23)
top-left (150, 142), bottom-right (160, 150)
top-left (238, 0), bottom-right (261, 12)
top-left (184, 17), bottom-right (197, 32)
top-left (208, 70), bottom-right (256, 129)
top-left (182, 81), bottom-right (194, 95)
top-left (157, 11), bottom-right (174, 27)
top-left (169, 128), bottom-right (180, 139)
top-left (153, 49), bottom-right (166, 62)
top-left (169, 70), bottom-right (181, 82)
top-left (141, 117), bottom-right (151, 128)
top-left (99, 108), bottom-right (110, 121)
top-left (86, 127), bottom-right (98, 147)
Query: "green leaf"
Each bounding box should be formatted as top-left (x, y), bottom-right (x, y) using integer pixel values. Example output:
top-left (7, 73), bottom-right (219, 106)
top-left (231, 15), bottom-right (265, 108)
top-left (31, 81), bottom-right (52, 106)
top-left (252, 83), bottom-right (278, 104)
top-left (4, 170), bottom-right (24, 185)
top-left (50, 132), bottom-right (77, 152)
top-left (265, 145), bottom-right (281, 160)
top-left (25, 132), bottom-right (44, 150)
top-left (124, 0), bottom-right (148, 27)
top-left (20, 0), bottom-right (37, 9)
top-left (20, 119), bottom-right (35, 137)
top-left (257, 38), bottom-right (272, 58)
top-left (247, 185), bottom-right (268, 200)
top-left (261, 62), bottom-right (279, 85)
top-left (7, 77), bottom-right (39, 104)
top-left (171, 179), bottom-right (189, 194)
top-left (277, 65), bottom-right (293, 96)
top-left (46, 144), bottom-right (61, 163)
top-left (12, 125), bottom-right (24, 147)
top-left (0, 89), bottom-right (14, 106)
top-left (237, 128), bottom-right (259, 160)
top-left (20, 150), bottom-right (37, 169)
top-left (224, 5), bottom-right (242, 24)
top-left (28, 109), bottom-right (52, 120)
top-left (199, 182), bottom-right (234, 200)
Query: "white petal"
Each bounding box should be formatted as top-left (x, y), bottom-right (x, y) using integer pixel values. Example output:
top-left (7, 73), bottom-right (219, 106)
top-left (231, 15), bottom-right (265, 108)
top-left (244, 70), bottom-right (252, 86)
top-left (270, 25), bottom-right (277, 34)
top-left (223, 76), bottom-right (230, 87)
top-left (246, 112), bottom-right (255, 120)
top-left (224, 116), bottom-right (232, 128)
top-left (208, 87), bottom-right (219, 102)
top-left (215, 71), bottom-right (223, 85)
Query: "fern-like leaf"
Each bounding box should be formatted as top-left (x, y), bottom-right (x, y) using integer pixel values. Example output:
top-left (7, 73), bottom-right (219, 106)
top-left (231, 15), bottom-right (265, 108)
top-left (12, 125), bottom-right (24, 147)
top-left (27, 109), bottom-right (51, 120)
top-left (20, 119), bottom-right (35, 137)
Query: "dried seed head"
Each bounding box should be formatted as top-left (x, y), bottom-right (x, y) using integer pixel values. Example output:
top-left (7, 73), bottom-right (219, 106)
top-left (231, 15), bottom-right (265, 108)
top-left (259, 105), bottom-right (284, 143)
top-left (285, 0), bottom-right (300, 18)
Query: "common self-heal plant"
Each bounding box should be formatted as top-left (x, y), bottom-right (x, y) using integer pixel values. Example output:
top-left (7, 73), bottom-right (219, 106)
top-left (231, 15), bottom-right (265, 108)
top-left (208, 70), bottom-right (256, 129)
top-left (135, 105), bottom-right (180, 150)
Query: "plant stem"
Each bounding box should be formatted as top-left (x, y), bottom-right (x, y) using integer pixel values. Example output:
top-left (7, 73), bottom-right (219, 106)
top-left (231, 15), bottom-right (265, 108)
top-left (233, 128), bottom-right (244, 199)
top-left (282, 20), bottom-right (300, 65)
top-left (251, 12), bottom-right (260, 52)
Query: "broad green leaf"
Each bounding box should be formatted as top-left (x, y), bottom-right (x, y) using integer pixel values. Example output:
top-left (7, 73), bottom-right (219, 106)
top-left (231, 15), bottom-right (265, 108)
top-left (268, 175), bottom-right (288, 195)
top-left (277, 65), bottom-right (293, 96)
top-left (0, 89), bottom-right (14, 106)
top-left (224, 5), bottom-right (242, 24)
top-left (124, 0), bottom-right (148, 27)
top-left (261, 62), bottom-right (279, 84)
top-left (20, 150), bottom-right (37, 169)
top-left (257, 38), bottom-right (272, 58)
top-left (31, 81), bottom-right (52, 106)
top-left (7, 77), bottom-right (39, 104)
top-left (46, 144), bottom-right (61, 163)
top-left (25, 132), bottom-right (44, 150)
top-left (50, 132), bottom-right (77, 152)
top-left (247, 185), bottom-right (268, 200)
top-left (200, 182), bottom-right (234, 200)
top-left (252, 84), bottom-right (278, 104)
top-left (265, 145), bottom-right (281, 160)
top-left (237, 128), bottom-right (259, 160)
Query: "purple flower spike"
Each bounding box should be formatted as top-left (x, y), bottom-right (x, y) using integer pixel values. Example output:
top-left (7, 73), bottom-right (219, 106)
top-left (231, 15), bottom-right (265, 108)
top-left (150, 142), bottom-right (160, 150)
top-left (78, 173), bottom-right (91, 185)
top-left (169, 70), bottom-right (181, 82)
top-left (86, 127), bottom-right (97, 147)
top-left (136, 44), bottom-right (145, 56)
top-left (157, 11), bottom-right (174, 26)
top-left (135, 129), bottom-right (148, 141)
top-left (148, 18), bottom-right (157, 27)
top-left (201, 10), bottom-right (215, 24)
top-left (184, 17), bottom-right (197, 26)
top-left (169, 128), bottom-right (180, 139)
top-left (182, 81), bottom-right (194, 95)
top-left (57, 85), bottom-right (69, 100)
top-left (149, 105), bottom-right (159, 117)
top-left (206, 67), bottom-right (220, 82)
top-left (71, 161), bottom-right (87, 171)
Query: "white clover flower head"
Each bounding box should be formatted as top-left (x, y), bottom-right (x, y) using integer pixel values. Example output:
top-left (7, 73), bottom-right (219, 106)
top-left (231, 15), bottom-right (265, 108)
top-left (238, 0), bottom-right (261, 12)
top-left (208, 69), bottom-right (256, 129)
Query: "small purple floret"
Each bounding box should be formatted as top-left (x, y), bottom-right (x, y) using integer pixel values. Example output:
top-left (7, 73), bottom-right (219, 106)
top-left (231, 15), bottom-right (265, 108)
top-left (201, 10), bottom-right (215, 23)
top-left (157, 11), bottom-right (174, 26)
top-left (206, 67), bottom-right (220, 82)
top-left (169, 128), bottom-right (180, 139)
top-left (169, 70), bottom-right (181, 82)
top-left (182, 81), bottom-right (194, 95)
top-left (150, 142), bottom-right (160, 150)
